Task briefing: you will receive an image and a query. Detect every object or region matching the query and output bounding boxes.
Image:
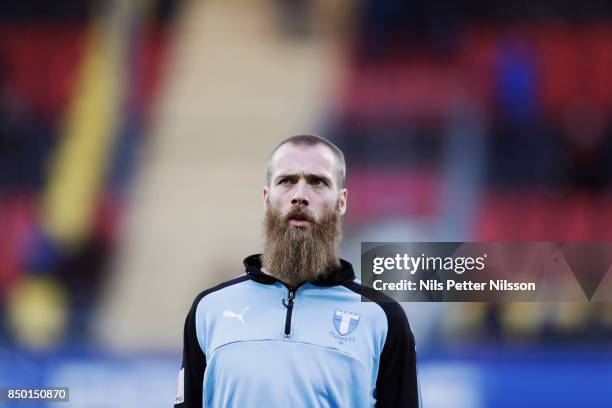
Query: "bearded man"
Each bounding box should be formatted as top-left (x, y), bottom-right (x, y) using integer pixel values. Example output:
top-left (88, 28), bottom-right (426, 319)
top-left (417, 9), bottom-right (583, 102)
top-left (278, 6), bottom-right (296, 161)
top-left (174, 135), bottom-right (420, 408)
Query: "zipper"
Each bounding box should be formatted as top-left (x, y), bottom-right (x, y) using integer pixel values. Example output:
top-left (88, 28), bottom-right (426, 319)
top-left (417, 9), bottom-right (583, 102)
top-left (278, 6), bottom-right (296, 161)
top-left (282, 287), bottom-right (296, 336)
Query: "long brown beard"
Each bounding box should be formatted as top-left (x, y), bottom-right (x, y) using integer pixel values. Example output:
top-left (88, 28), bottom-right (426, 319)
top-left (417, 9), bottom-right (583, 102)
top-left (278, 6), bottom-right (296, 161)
top-left (262, 204), bottom-right (342, 285)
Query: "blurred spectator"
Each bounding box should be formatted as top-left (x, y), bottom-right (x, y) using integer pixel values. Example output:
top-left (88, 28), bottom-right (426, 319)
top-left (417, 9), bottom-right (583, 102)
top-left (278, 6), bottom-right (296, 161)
top-left (557, 102), bottom-right (612, 192)
top-left (0, 60), bottom-right (55, 193)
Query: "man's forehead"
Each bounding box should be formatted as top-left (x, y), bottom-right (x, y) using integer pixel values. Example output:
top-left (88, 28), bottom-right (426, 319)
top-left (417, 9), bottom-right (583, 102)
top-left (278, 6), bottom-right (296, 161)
top-left (270, 143), bottom-right (337, 177)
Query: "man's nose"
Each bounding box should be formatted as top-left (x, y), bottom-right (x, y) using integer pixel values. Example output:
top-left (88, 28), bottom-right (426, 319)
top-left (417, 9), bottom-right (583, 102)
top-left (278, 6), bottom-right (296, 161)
top-left (291, 180), bottom-right (309, 207)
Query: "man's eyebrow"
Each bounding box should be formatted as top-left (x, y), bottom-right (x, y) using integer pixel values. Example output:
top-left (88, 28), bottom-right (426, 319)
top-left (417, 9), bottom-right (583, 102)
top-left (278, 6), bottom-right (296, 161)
top-left (275, 173), bottom-right (298, 181)
top-left (304, 174), bottom-right (332, 184)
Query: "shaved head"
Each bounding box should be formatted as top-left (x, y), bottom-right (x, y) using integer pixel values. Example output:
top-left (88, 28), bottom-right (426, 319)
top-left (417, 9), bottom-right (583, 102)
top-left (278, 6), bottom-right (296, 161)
top-left (266, 134), bottom-right (346, 189)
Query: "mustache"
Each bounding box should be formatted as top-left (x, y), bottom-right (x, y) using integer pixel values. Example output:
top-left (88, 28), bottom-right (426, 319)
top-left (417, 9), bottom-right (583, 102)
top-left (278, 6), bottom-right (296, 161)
top-left (285, 207), bottom-right (316, 223)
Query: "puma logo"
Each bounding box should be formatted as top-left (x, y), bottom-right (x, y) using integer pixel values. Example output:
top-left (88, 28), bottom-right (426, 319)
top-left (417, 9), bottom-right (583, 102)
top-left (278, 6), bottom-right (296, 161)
top-left (222, 307), bottom-right (249, 324)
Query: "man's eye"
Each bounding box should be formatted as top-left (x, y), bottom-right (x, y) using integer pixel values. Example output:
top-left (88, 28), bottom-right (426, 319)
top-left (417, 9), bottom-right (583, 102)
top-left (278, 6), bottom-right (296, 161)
top-left (313, 178), bottom-right (327, 186)
top-left (278, 178), bottom-right (291, 185)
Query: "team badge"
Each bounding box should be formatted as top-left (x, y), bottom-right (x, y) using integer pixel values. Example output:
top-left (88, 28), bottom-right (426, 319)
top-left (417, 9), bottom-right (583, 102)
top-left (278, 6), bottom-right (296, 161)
top-left (333, 309), bottom-right (360, 336)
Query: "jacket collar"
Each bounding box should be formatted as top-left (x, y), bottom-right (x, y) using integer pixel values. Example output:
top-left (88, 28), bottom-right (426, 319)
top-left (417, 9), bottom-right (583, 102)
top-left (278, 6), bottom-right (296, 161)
top-left (243, 254), bottom-right (355, 287)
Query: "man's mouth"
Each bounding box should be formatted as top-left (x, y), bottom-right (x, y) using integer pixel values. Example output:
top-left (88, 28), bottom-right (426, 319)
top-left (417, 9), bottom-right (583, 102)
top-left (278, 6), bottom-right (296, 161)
top-left (289, 219), bottom-right (310, 227)
top-left (287, 213), bottom-right (312, 227)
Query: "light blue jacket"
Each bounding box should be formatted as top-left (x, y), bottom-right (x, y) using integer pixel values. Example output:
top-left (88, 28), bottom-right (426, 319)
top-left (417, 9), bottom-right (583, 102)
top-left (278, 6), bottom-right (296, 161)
top-left (174, 255), bottom-right (419, 407)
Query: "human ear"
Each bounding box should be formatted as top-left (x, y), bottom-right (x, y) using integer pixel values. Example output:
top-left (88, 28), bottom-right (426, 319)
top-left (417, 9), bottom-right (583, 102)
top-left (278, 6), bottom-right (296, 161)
top-left (337, 188), bottom-right (348, 215)
top-left (263, 186), bottom-right (269, 210)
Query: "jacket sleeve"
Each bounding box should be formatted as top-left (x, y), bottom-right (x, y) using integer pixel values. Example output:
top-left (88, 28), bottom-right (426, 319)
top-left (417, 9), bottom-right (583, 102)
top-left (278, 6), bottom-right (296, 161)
top-left (375, 302), bottom-right (420, 407)
top-left (174, 296), bottom-right (206, 408)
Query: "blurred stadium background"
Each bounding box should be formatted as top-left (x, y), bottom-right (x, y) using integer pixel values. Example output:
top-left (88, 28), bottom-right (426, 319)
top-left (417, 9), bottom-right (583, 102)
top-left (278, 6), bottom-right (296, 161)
top-left (0, 0), bottom-right (611, 406)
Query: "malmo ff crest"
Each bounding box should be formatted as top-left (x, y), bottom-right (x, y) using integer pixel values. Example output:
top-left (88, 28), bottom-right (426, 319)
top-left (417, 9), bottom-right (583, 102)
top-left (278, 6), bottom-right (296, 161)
top-left (333, 308), bottom-right (360, 336)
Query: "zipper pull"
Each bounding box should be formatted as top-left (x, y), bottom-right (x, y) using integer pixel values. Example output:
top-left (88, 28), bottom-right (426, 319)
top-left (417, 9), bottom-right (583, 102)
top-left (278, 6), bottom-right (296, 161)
top-left (282, 289), bottom-right (295, 308)
top-left (288, 289), bottom-right (295, 304)
top-left (283, 288), bottom-right (296, 337)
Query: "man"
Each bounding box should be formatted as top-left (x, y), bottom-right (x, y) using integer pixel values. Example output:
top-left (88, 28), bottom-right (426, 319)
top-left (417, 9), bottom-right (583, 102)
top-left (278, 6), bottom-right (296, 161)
top-left (174, 135), bottom-right (419, 407)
